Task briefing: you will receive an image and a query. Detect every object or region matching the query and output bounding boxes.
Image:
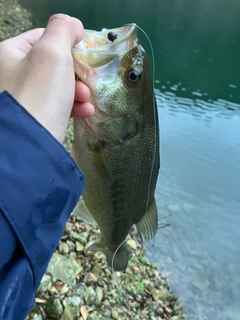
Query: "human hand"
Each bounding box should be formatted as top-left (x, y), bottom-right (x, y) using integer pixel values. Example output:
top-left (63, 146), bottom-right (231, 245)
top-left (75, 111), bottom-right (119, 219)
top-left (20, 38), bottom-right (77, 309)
top-left (0, 14), bottom-right (94, 143)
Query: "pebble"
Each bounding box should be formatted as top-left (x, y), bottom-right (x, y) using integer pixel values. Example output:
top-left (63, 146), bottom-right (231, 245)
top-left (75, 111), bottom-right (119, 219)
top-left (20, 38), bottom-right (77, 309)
top-left (60, 284), bottom-right (69, 295)
top-left (95, 287), bottom-right (104, 305)
top-left (69, 251), bottom-right (77, 259)
top-left (84, 286), bottom-right (96, 305)
top-left (127, 239), bottom-right (137, 250)
top-left (58, 242), bottom-right (70, 254)
top-left (76, 241), bottom-right (84, 252)
top-left (48, 286), bottom-right (58, 294)
top-left (111, 308), bottom-right (119, 319)
top-left (71, 231), bottom-right (88, 244)
top-left (151, 287), bottom-right (169, 301)
top-left (65, 295), bottom-right (81, 307)
top-left (72, 282), bottom-right (87, 297)
top-left (45, 298), bottom-right (63, 319)
top-left (66, 240), bottom-right (76, 251)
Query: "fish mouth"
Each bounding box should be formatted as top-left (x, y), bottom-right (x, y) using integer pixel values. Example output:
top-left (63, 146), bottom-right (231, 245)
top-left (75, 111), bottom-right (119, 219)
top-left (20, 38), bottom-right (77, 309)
top-left (72, 23), bottom-right (138, 81)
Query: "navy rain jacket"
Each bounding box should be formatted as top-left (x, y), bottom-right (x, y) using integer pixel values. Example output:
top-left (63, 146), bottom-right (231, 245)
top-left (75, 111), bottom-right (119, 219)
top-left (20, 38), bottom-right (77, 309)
top-left (0, 91), bottom-right (85, 320)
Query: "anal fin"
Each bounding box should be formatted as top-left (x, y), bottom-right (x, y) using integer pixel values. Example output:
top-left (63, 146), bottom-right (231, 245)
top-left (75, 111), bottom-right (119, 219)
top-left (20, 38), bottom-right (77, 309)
top-left (136, 198), bottom-right (158, 241)
top-left (71, 197), bottom-right (96, 225)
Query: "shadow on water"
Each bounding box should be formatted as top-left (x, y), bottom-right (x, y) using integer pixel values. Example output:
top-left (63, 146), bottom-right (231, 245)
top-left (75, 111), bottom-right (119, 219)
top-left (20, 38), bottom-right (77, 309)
top-left (18, 0), bottom-right (240, 319)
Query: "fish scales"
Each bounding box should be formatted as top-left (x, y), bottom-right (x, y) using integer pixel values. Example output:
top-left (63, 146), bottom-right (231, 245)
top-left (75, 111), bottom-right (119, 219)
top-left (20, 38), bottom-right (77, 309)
top-left (71, 24), bottom-right (160, 271)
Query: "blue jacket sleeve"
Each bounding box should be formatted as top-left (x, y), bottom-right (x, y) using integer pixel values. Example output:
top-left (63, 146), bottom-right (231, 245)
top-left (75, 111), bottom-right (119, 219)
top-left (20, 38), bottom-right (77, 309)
top-left (0, 91), bottom-right (85, 320)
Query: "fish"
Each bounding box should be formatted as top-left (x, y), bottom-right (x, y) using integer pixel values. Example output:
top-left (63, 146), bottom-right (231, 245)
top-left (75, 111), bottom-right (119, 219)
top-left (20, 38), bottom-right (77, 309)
top-left (71, 23), bottom-right (160, 271)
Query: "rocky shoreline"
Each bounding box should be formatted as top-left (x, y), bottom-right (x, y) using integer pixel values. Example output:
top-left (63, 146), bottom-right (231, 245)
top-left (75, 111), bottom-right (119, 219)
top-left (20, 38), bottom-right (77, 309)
top-left (1, 2), bottom-right (185, 319)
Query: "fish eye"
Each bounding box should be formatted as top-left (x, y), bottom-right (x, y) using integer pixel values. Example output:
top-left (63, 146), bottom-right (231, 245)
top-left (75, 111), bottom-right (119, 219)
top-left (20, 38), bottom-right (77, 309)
top-left (128, 70), bottom-right (141, 84)
top-left (108, 31), bottom-right (118, 42)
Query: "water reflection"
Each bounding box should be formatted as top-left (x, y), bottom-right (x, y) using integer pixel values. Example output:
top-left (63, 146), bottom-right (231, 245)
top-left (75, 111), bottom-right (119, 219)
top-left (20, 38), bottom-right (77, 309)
top-left (155, 82), bottom-right (240, 121)
top-left (146, 85), bottom-right (240, 320)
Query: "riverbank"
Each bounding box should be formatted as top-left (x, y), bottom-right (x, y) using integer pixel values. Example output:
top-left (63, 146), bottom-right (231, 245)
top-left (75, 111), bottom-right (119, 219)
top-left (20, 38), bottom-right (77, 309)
top-left (1, 2), bottom-right (185, 319)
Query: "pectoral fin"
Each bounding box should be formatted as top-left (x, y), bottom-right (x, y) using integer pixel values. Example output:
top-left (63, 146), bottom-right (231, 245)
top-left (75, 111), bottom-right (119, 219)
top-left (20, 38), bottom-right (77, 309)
top-left (136, 198), bottom-right (158, 241)
top-left (71, 197), bottom-right (96, 225)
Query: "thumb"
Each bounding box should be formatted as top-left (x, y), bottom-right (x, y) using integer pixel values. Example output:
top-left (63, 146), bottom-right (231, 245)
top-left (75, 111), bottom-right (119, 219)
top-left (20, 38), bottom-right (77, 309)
top-left (38, 14), bottom-right (84, 50)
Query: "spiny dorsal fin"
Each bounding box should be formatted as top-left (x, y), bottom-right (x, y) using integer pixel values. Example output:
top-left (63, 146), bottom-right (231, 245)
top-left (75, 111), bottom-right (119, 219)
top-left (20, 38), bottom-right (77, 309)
top-left (136, 198), bottom-right (158, 242)
top-left (71, 197), bottom-right (96, 225)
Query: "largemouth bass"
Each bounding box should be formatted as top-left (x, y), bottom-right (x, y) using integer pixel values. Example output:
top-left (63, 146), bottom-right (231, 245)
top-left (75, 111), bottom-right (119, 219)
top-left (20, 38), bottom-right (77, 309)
top-left (71, 24), bottom-right (160, 271)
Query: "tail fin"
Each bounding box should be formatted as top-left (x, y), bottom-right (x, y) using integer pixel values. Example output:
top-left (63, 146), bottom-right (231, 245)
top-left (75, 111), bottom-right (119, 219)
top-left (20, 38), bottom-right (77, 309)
top-left (86, 241), bottom-right (132, 271)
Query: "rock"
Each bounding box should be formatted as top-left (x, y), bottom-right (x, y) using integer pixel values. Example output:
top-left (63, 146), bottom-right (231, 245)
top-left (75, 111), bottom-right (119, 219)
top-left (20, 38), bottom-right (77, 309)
top-left (69, 252), bottom-right (77, 259)
top-left (64, 222), bottom-right (72, 234)
top-left (71, 231), bottom-right (88, 244)
top-left (45, 298), bottom-right (63, 319)
top-left (111, 308), bottom-right (118, 319)
top-left (60, 284), bottom-right (69, 295)
top-left (65, 295), bottom-right (81, 307)
top-left (66, 240), bottom-right (75, 251)
top-left (127, 239), bottom-right (137, 250)
top-left (32, 315), bottom-right (43, 320)
top-left (47, 253), bottom-right (77, 286)
top-left (38, 274), bottom-right (52, 292)
top-left (61, 301), bottom-right (78, 320)
top-left (69, 257), bottom-right (83, 276)
top-left (167, 204), bottom-right (180, 212)
top-left (58, 242), bottom-right (70, 254)
top-left (151, 287), bottom-right (169, 301)
top-left (48, 286), bottom-right (58, 294)
top-left (92, 263), bottom-right (102, 278)
top-left (84, 286), bottom-right (96, 305)
top-left (95, 287), bottom-right (104, 305)
top-left (76, 241), bottom-right (84, 252)
top-left (72, 282), bottom-right (87, 297)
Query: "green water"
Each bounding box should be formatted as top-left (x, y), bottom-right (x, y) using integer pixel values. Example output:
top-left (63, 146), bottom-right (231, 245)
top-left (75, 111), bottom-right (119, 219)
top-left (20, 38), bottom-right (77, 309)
top-left (19, 1), bottom-right (240, 319)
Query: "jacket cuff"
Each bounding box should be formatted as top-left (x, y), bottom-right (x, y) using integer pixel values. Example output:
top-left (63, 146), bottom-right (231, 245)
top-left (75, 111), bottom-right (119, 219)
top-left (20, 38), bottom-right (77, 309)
top-left (0, 91), bottom-right (85, 287)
